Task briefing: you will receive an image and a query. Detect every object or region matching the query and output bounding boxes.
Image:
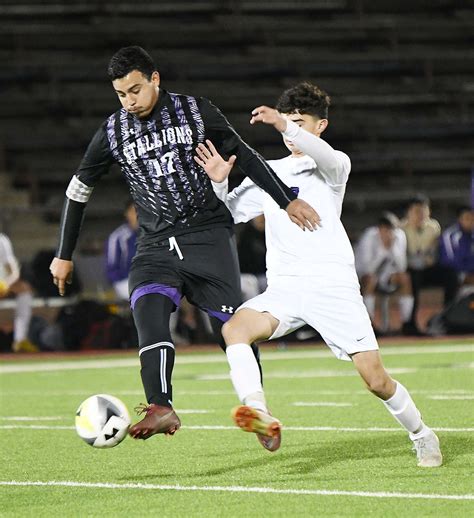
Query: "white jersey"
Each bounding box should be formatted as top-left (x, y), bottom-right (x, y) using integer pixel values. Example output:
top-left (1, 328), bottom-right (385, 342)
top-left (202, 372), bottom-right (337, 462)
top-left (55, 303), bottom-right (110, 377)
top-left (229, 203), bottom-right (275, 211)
top-left (213, 120), bottom-right (354, 282)
top-left (213, 120), bottom-right (378, 360)
top-left (354, 226), bottom-right (407, 277)
top-left (0, 233), bottom-right (20, 286)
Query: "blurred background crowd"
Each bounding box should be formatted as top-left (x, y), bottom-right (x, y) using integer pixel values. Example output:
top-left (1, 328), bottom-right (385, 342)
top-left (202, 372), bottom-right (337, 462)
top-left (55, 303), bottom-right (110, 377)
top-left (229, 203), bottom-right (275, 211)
top-left (1, 0), bottom-right (473, 352)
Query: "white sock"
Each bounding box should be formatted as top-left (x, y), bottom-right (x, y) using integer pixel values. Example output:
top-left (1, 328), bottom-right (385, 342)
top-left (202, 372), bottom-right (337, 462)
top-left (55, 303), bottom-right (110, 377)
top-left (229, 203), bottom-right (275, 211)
top-left (226, 343), bottom-right (266, 411)
top-left (382, 381), bottom-right (429, 439)
top-left (399, 295), bottom-right (414, 323)
top-left (14, 292), bottom-right (33, 342)
top-left (363, 295), bottom-right (376, 320)
top-left (243, 391), bottom-right (267, 413)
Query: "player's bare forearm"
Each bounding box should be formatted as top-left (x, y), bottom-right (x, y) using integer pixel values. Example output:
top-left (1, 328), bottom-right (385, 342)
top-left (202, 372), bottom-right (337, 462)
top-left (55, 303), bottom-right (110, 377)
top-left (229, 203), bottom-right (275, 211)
top-left (49, 257), bottom-right (74, 296)
top-left (194, 140), bottom-right (236, 183)
top-left (250, 106), bottom-right (287, 132)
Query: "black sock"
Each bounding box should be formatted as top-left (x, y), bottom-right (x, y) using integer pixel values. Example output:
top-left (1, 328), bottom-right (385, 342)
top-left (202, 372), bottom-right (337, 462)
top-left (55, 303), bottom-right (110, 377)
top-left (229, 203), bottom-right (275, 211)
top-left (140, 344), bottom-right (175, 407)
top-left (133, 293), bottom-right (176, 408)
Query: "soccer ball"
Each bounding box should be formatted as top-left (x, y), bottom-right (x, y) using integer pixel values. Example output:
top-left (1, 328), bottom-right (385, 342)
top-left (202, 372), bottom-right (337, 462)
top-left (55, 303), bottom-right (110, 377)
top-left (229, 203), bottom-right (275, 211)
top-left (75, 394), bottom-right (131, 448)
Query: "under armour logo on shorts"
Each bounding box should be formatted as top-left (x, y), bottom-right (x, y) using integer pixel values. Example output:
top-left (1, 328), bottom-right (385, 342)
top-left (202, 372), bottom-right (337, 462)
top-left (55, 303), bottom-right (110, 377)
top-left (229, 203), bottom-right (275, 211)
top-left (221, 305), bottom-right (234, 313)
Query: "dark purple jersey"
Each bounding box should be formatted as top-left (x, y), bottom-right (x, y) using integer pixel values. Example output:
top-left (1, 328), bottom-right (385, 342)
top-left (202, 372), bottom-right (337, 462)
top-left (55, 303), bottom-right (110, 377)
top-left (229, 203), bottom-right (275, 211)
top-left (57, 90), bottom-right (296, 259)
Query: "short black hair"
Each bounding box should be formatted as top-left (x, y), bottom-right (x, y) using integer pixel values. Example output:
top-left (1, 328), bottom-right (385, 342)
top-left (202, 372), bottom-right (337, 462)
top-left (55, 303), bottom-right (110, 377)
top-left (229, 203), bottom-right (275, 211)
top-left (456, 205), bottom-right (472, 218)
top-left (107, 46), bottom-right (156, 81)
top-left (377, 216), bottom-right (395, 229)
top-left (275, 82), bottom-right (330, 119)
top-left (407, 194), bottom-right (430, 209)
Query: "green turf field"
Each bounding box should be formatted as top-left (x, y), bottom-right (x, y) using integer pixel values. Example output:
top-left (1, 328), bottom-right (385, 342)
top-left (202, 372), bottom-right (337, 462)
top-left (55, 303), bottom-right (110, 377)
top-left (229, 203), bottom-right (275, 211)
top-left (1, 340), bottom-right (473, 517)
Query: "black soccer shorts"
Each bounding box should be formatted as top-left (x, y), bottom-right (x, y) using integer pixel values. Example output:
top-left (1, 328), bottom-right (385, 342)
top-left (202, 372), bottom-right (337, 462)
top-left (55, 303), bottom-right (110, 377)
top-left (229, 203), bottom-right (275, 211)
top-left (128, 227), bottom-right (242, 322)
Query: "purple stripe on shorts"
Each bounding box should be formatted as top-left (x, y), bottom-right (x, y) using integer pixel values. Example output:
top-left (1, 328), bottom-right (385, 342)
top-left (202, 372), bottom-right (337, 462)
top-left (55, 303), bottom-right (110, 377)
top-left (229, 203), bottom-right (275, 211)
top-left (206, 309), bottom-right (233, 322)
top-left (130, 283), bottom-right (181, 310)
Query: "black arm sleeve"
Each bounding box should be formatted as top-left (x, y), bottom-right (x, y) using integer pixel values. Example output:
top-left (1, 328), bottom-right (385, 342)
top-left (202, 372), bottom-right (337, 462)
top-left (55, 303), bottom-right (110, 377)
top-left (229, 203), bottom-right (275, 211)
top-left (56, 199), bottom-right (86, 260)
top-left (56, 124), bottom-right (114, 260)
top-left (199, 98), bottom-right (296, 209)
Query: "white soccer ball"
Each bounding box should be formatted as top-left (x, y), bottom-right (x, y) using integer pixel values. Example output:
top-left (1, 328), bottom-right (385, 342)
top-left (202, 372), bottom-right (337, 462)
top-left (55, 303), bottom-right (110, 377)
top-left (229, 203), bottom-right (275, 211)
top-left (75, 394), bottom-right (131, 448)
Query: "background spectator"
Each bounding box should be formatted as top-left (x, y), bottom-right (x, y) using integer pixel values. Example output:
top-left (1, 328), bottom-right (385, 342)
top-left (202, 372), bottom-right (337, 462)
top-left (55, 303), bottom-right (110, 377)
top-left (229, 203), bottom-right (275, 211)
top-left (0, 233), bottom-right (36, 352)
top-left (237, 215), bottom-right (267, 301)
top-left (439, 206), bottom-right (474, 289)
top-left (401, 195), bottom-right (458, 328)
top-left (355, 215), bottom-right (418, 335)
top-left (105, 200), bottom-right (138, 301)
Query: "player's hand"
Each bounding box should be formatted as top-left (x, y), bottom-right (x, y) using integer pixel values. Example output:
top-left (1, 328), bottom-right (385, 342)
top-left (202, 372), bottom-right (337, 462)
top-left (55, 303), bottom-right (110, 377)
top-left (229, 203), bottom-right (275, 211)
top-left (194, 140), bottom-right (236, 183)
top-left (286, 199), bottom-right (321, 231)
top-left (49, 257), bottom-right (74, 297)
top-left (250, 106), bottom-right (287, 133)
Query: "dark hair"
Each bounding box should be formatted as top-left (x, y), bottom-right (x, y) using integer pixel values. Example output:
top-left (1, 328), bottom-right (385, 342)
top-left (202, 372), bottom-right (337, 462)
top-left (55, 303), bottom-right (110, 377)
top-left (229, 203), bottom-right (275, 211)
top-left (377, 216), bottom-right (395, 229)
top-left (456, 205), bottom-right (472, 218)
top-left (275, 82), bottom-right (330, 119)
top-left (107, 46), bottom-right (156, 81)
top-left (407, 194), bottom-right (430, 209)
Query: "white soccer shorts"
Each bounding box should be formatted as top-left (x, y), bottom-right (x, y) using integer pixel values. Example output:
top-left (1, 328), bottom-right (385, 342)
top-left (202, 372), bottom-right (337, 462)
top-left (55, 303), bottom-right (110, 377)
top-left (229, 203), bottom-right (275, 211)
top-left (239, 267), bottom-right (378, 361)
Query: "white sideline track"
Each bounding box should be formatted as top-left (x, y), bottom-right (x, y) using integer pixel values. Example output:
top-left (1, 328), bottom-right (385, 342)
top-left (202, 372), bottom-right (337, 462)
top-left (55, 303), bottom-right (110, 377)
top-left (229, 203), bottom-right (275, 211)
top-left (1, 343), bottom-right (472, 373)
top-left (1, 480), bottom-right (472, 501)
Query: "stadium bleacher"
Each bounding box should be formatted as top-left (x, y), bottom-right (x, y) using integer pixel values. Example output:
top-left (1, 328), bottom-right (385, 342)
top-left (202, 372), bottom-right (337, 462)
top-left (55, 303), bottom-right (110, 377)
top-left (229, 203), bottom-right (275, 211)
top-left (0, 0), bottom-right (472, 258)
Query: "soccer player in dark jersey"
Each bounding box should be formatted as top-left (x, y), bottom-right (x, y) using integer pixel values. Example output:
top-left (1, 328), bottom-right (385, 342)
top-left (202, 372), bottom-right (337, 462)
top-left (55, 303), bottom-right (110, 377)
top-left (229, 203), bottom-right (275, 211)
top-left (50, 46), bottom-right (320, 440)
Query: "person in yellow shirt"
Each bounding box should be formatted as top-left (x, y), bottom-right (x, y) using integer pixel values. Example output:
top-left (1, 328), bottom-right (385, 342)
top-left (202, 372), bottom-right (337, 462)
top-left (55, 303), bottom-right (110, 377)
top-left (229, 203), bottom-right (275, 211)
top-left (401, 195), bottom-right (458, 329)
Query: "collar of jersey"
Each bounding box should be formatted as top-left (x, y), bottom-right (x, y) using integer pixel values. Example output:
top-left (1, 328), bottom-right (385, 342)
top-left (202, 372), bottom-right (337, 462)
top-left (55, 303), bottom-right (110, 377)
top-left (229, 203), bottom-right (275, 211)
top-left (140, 88), bottom-right (170, 121)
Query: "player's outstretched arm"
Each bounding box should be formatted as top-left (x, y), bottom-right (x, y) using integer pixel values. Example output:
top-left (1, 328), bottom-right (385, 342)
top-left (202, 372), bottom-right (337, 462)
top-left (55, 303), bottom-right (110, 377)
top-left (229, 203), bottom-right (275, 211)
top-left (196, 140), bottom-right (320, 231)
top-left (251, 106), bottom-right (349, 187)
top-left (199, 98), bottom-right (320, 231)
top-left (250, 106), bottom-right (287, 132)
top-left (51, 125), bottom-right (113, 296)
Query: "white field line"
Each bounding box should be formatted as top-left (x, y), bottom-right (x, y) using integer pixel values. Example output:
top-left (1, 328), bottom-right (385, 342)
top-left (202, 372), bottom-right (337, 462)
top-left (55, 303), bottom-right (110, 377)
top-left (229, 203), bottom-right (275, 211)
top-left (292, 402), bottom-right (353, 407)
top-left (0, 410), bottom-right (212, 422)
top-left (0, 480), bottom-right (472, 501)
top-left (428, 395), bottom-right (474, 400)
top-left (2, 389), bottom-right (473, 401)
top-left (1, 344), bottom-right (472, 374)
top-left (0, 416), bottom-right (63, 421)
top-left (0, 424), bottom-right (472, 433)
top-left (174, 409), bottom-right (214, 414)
top-left (2, 389), bottom-right (473, 398)
top-left (198, 368), bottom-right (417, 380)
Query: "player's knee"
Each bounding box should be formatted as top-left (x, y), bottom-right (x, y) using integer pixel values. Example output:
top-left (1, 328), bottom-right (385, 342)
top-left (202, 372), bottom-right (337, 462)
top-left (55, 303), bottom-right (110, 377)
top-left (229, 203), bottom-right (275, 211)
top-left (221, 318), bottom-right (248, 345)
top-left (365, 372), bottom-right (393, 398)
top-left (137, 320), bottom-right (172, 348)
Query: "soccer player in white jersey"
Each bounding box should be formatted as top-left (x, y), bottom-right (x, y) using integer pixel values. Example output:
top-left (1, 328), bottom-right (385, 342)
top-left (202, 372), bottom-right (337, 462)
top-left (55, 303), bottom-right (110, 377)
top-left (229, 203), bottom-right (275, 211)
top-left (355, 215), bottom-right (420, 335)
top-left (194, 82), bottom-right (442, 467)
top-left (0, 233), bottom-right (36, 352)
